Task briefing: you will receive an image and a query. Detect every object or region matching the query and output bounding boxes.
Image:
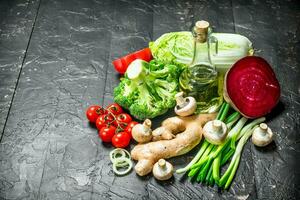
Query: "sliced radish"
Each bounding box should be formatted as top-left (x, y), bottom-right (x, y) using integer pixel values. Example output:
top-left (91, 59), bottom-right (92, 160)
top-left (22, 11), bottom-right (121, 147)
top-left (224, 56), bottom-right (280, 118)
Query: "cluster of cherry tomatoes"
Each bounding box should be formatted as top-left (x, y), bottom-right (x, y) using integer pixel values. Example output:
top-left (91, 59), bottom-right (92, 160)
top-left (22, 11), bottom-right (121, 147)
top-left (86, 103), bottom-right (138, 148)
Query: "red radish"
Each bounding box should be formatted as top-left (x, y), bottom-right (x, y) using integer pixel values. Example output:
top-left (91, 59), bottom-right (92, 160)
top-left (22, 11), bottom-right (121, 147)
top-left (224, 56), bottom-right (280, 118)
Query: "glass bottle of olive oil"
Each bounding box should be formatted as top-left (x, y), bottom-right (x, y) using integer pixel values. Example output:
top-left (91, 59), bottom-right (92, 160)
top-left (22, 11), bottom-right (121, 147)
top-left (179, 21), bottom-right (223, 113)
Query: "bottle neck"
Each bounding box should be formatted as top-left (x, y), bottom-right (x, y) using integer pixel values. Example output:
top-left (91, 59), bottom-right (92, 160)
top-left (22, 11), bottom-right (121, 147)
top-left (190, 29), bottom-right (214, 68)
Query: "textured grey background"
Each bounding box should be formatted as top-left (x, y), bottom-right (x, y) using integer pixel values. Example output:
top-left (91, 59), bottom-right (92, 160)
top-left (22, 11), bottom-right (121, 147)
top-left (0, 0), bottom-right (299, 199)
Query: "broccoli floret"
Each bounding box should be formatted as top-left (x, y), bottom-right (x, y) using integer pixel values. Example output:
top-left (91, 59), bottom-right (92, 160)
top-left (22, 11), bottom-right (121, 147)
top-left (128, 83), bottom-right (157, 119)
top-left (154, 79), bottom-right (178, 108)
top-left (113, 59), bottom-right (182, 120)
top-left (114, 78), bottom-right (136, 109)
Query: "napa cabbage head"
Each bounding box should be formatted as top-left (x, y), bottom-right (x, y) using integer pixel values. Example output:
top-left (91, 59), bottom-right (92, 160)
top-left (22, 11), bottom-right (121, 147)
top-left (149, 31), bottom-right (253, 72)
top-left (149, 31), bottom-right (194, 66)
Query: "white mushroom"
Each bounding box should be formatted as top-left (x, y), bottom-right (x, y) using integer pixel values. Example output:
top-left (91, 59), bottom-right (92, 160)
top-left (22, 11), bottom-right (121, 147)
top-left (132, 119), bottom-right (152, 143)
top-left (152, 159), bottom-right (173, 181)
top-left (203, 120), bottom-right (227, 145)
top-left (174, 92), bottom-right (197, 116)
top-left (252, 123), bottom-right (273, 147)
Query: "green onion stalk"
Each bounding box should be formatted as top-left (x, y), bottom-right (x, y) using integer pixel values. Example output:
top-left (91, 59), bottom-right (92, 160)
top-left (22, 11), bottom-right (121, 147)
top-left (176, 102), bottom-right (265, 189)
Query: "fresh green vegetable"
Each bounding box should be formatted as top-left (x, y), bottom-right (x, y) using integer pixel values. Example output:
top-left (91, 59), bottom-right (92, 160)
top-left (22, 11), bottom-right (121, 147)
top-left (219, 125), bottom-right (260, 188)
top-left (175, 140), bottom-right (209, 174)
top-left (114, 59), bottom-right (182, 120)
top-left (149, 32), bottom-right (193, 66)
top-left (149, 32), bottom-right (253, 72)
top-left (176, 101), bottom-right (266, 189)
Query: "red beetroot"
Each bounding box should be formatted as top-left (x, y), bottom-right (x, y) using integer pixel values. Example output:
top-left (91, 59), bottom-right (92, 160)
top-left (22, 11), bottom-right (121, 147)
top-left (224, 56), bottom-right (280, 118)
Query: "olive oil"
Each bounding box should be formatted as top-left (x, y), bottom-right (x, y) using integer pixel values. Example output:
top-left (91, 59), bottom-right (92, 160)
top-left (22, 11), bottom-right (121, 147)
top-left (179, 65), bottom-right (223, 113)
top-left (179, 21), bottom-right (223, 113)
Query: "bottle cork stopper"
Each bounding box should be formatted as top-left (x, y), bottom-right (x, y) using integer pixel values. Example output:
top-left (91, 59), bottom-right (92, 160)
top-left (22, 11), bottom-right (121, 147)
top-left (193, 20), bottom-right (209, 43)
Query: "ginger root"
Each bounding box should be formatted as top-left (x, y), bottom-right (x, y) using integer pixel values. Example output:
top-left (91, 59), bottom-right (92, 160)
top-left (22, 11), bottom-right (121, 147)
top-left (131, 113), bottom-right (216, 176)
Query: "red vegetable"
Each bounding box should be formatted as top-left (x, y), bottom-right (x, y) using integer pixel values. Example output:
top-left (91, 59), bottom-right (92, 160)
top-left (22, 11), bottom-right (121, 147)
top-left (112, 132), bottom-right (131, 148)
top-left (112, 48), bottom-right (152, 74)
top-left (86, 105), bottom-right (106, 123)
top-left (124, 121), bottom-right (138, 137)
top-left (96, 114), bottom-right (114, 130)
top-left (116, 113), bottom-right (132, 125)
top-left (224, 56), bottom-right (280, 118)
top-left (99, 125), bottom-right (117, 142)
top-left (106, 103), bottom-right (123, 116)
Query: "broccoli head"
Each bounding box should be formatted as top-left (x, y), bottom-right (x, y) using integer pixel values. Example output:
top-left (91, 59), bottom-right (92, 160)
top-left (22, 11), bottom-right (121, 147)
top-left (113, 59), bottom-right (182, 120)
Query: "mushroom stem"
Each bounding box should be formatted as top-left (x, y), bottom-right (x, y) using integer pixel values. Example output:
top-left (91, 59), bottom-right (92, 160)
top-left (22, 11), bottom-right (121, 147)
top-left (158, 159), bottom-right (166, 168)
top-left (143, 119), bottom-right (152, 131)
top-left (252, 123), bottom-right (273, 147)
top-left (259, 123), bottom-right (268, 133)
top-left (212, 120), bottom-right (222, 133)
top-left (175, 92), bottom-right (187, 107)
top-left (174, 92), bottom-right (197, 117)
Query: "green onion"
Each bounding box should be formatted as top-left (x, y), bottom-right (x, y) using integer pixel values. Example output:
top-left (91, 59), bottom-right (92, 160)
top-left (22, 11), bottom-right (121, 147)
top-left (225, 112), bottom-right (240, 124)
top-left (219, 117), bottom-right (265, 189)
top-left (179, 97), bottom-right (265, 190)
top-left (212, 154), bottom-right (221, 182)
top-left (188, 143), bottom-right (214, 177)
top-left (176, 140), bottom-right (209, 174)
top-left (216, 102), bottom-right (226, 120)
top-left (218, 103), bottom-right (230, 122)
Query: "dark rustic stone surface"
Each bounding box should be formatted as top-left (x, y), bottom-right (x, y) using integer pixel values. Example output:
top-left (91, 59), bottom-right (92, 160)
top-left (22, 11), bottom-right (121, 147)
top-left (0, 0), bottom-right (299, 199)
top-left (0, 0), bottom-right (40, 138)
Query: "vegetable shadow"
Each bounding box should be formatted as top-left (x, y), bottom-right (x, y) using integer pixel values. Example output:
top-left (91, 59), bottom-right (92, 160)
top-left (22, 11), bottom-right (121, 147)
top-left (88, 121), bottom-right (97, 129)
top-left (265, 100), bottom-right (285, 121)
top-left (153, 176), bottom-right (176, 185)
top-left (253, 140), bottom-right (277, 152)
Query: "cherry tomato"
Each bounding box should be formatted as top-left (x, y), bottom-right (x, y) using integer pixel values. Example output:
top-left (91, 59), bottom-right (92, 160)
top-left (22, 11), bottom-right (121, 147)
top-left (124, 121), bottom-right (138, 137)
top-left (106, 103), bottom-right (123, 115)
top-left (112, 132), bottom-right (131, 148)
top-left (95, 114), bottom-right (114, 130)
top-left (116, 113), bottom-right (132, 125)
top-left (86, 105), bottom-right (106, 123)
top-left (99, 125), bottom-right (116, 142)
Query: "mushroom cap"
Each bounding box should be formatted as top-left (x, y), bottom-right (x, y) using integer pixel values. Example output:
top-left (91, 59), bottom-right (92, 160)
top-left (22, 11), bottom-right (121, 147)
top-left (174, 96), bottom-right (197, 117)
top-left (252, 123), bottom-right (273, 147)
top-left (152, 159), bottom-right (173, 181)
top-left (132, 123), bottom-right (152, 143)
top-left (203, 120), bottom-right (227, 145)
